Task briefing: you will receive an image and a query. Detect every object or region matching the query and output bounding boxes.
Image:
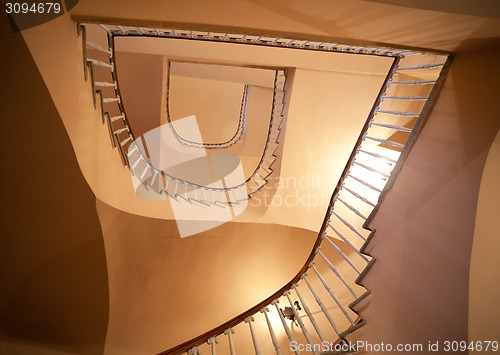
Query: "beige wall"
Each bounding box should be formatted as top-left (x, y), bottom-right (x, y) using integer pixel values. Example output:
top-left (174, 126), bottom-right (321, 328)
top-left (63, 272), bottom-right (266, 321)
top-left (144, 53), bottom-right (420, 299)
top-left (0, 12), bottom-right (108, 354)
top-left (95, 199), bottom-right (318, 354)
top-left (114, 51), bottom-right (164, 138)
top-left (469, 127), bottom-right (500, 349)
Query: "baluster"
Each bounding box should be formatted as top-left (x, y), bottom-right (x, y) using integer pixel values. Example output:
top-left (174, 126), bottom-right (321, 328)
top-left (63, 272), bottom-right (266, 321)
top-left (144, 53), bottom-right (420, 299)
top-left (358, 148), bottom-right (397, 164)
top-left (149, 170), bottom-right (158, 187)
top-left (131, 157), bottom-right (141, 170)
top-left (265, 150), bottom-right (276, 159)
top-left (116, 25), bottom-right (128, 34)
top-left (103, 97), bottom-right (120, 104)
top-left (326, 222), bottom-right (368, 262)
top-left (272, 300), bottom-right (300, 355)
top-left (120, 136), bottom-right (132, 146)
top-left (110, 114), bottom-right (124, 122)
top-left (284, 291), bottom-right (316, 354)
top-left (98, 24), bottom-right (111, 32)
top-left (396, 63), bottom-right (444, 71)
top-left (337, 197), bottom-right (367, 220)
top-left (257, 170), bottom-right (268, 181)
top-left (292, 284), bottom-right (325, 343)
top-left (365, 136), bottom-right (405, 149)
top-left (310, 263), bottom-right (355, 326)
top-left (244, 317), bottom-right (262, 355)
top-left (95, 81), bottom-right (117, 88)
top-left (230, 189), bottom-right (239, 205)
top-left (224, 328), bottom-right (236, 355)
top-left (113, 127), bottom-right (128, 135)
top-left (187, 347), bottom-right (201, 355)
top-left (161, 176), bottom-right (169, 194)
top-left (302, 275), bottom-right (340, 336)
top-left (260, 308), bottom-right (282, 355)
top-left (267, 142), bottom-right (277, 151)
top-left (341, 185), bottom-right (377, 207)
top-left (87, 58), bottom-right (113, 69)
top-left (86, 41), bottom-right (111, 54)
top-left (346, 173), bottom-right (382, 193)
top-left (389, 80), bottom-right (436, 85)
top-left (317, 249), bottom-right (357, 298)
top-left (330, 210), bottom-right (367, 241)
top-left (139, 165), bottom-right (149, 180)
top-left (371, 122), bottom-right (413, 132)
top-left (351, 160), bottom-right (389, 179)
top-left (127, 143), bottom-right (138, 158)
top-left (207, 336), bottom-right (218, 355)
top-left (381, 96), bottom-right (427, 102)
top-left (321, 233), bottom-right (361, 274)
top-left (173, 180), bottom-right (179, 197)
top-left (250, 176), bottom-right (261, 187)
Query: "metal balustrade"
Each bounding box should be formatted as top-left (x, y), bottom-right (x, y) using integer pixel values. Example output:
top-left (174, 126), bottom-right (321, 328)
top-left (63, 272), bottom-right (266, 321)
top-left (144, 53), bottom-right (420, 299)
top-left (153, 52), bottom-right (451, 353)
top-left (165, 62), bottom-right (249, 149)
top-left (75, 20), bottom-right (451, 354)
top-left (80, 23), bottom-right (287, 205)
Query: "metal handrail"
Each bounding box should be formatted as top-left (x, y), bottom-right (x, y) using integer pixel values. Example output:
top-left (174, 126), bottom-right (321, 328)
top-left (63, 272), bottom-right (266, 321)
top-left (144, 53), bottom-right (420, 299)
top-left (165, 61), bottom-right (249, 149)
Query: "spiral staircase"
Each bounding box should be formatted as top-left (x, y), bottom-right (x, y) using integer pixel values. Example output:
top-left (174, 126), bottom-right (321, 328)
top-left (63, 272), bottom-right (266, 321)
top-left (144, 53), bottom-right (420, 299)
top-left (75, 21), bottom-right (452, 355)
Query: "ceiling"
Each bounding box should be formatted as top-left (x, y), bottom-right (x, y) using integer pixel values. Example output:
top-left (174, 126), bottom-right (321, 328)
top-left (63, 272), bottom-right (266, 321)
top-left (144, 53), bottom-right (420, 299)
top-left (72, 0), bottom-right (500, 52)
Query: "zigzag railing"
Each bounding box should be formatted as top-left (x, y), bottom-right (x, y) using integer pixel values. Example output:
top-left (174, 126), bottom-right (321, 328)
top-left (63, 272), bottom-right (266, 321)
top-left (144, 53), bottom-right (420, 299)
top-left (76, 21), bottom-right (451, 354)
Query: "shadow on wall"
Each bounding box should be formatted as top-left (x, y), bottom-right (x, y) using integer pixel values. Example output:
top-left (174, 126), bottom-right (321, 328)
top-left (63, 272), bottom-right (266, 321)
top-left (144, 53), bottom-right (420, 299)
top-left (0, 12), bottom-right (108, 355)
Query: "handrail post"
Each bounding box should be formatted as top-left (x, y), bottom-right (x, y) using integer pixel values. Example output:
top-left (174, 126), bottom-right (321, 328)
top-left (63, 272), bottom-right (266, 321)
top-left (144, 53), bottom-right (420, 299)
top-left (244, 316), bottom-right (262, 355)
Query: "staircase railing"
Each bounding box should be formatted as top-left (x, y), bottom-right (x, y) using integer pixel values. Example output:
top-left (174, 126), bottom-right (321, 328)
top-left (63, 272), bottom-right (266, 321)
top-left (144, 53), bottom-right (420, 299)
top-left (157, 51), bottom-right (451, 354)
top-left (80, 23), bottom-right (287, 204)
top-left (76, 21), bottom-right (452, 354)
